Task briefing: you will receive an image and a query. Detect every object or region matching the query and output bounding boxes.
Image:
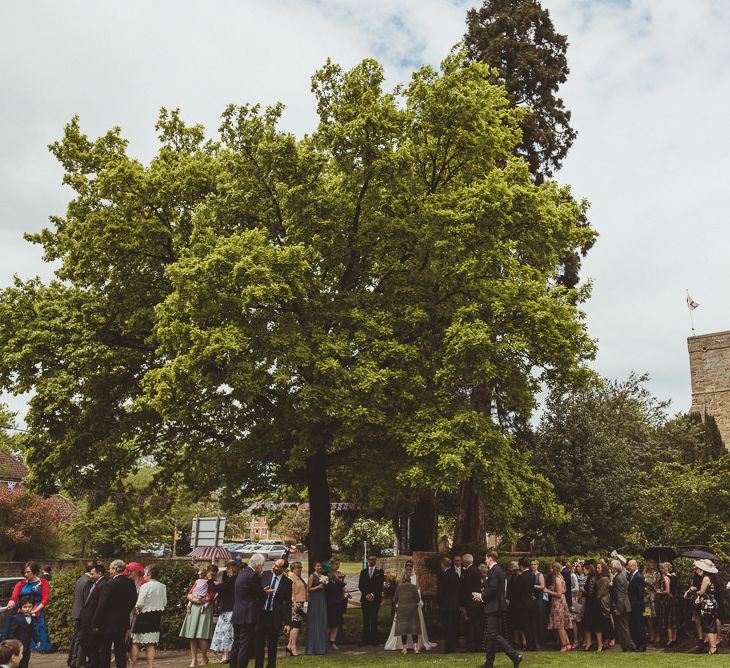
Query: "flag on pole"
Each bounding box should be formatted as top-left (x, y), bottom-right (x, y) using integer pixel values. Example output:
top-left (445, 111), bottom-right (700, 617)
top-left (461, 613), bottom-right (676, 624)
top-left (687, 294), bottom-right (700, 310)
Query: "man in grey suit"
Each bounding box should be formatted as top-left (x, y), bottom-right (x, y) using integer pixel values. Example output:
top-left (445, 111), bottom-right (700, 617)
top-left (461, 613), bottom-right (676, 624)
top-left (68, 561), bottom-right (95, 668)
top-left (610, 560), bottom-right (636, 652)
top-left (230, 553), bottom-right (265, 668)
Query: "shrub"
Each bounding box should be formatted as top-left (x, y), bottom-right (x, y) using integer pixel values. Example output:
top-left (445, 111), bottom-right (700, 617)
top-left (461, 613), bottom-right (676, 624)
top-left (46, 564), bottom-right (84, 650)
top-left (157, 560), bottom-right (197, 649)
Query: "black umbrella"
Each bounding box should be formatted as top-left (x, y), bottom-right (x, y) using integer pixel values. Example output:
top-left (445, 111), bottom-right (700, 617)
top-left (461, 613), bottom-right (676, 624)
top-left (641, 546), bottom-right (678, 562)
top-left (681, 549), bottom-right (719, 561)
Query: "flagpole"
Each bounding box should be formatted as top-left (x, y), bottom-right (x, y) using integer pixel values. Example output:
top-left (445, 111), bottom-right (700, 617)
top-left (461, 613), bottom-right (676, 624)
top-left (686, 289), bottom-right (696, 335)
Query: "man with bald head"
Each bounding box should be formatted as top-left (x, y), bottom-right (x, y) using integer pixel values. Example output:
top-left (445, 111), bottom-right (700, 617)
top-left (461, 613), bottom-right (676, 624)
top-left (255, 558), bottom-right (292, 668)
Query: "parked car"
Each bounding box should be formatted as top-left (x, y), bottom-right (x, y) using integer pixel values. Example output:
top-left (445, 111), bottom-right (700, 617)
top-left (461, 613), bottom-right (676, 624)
top-left (252, 544), bottom-right (288, 560)
top-left (0, 577), bottom-right (24, 628)
top-left (139, 543), bottom-right (171, 557)
top-left (242, 543), bottom-right (262, 555)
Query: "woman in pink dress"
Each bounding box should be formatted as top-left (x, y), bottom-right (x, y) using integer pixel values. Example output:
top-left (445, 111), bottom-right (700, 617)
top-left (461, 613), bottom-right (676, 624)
top-left (546, 562), bottom-right (572, 651)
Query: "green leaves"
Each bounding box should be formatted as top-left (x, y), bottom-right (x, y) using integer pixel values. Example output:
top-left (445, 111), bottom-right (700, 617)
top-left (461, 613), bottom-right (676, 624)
top-left (1, 53), bottom-right (594, 545)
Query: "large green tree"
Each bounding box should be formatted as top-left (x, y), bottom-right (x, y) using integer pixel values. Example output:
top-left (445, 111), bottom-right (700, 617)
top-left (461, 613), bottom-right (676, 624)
top-left (0, 52), bottom-right (594, 564)
top-left (638, 454), bottom-right (730, 559)
top-left (464, 0), bottom-right (576, 179)
top-left (455, 0), bottom-right (592, 542)
top-left (527, 373), bottom-right (728, 553)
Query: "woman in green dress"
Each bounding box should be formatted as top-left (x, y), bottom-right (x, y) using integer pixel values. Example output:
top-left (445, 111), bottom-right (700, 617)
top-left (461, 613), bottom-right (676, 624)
top-left (179, 566), bottom-right (217, 667)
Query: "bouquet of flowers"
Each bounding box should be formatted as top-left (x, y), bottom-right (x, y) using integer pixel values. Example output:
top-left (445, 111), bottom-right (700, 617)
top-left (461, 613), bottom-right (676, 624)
top-left (319, 575), bottom-right (330, 586)
top-left (383, 572), bottom-right (397, 598)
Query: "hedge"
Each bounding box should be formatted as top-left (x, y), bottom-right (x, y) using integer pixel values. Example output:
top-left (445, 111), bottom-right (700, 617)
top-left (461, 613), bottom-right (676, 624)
top-left (46, 560), bottom-right (197, 651)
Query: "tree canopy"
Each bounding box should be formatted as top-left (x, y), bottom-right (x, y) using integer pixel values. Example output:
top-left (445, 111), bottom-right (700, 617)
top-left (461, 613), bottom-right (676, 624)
top-left (529, 372), bottom-right (730, 554)
top-left (0, 52), bottom-right (595, 563)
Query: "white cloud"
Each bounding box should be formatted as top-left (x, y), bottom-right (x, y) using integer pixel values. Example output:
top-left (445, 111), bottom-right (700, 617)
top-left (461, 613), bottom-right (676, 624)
top-left (2, 0), bottom-right (728, 420)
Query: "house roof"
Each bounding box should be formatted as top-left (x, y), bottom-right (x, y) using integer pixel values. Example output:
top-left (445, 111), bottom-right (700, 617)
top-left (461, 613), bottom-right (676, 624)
top-left (0, 452), bottom-right (76, 522)
top-left (0, 451), bottom-right (29, 481)
top-left (49, 494), bottom-right (77, 522)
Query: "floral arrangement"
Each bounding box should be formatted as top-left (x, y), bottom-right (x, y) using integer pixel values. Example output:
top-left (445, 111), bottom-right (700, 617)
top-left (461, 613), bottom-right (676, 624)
top-left (383, 572), bottom-right (397, 597)
top-left (319, 575), bottom-right (330, 586)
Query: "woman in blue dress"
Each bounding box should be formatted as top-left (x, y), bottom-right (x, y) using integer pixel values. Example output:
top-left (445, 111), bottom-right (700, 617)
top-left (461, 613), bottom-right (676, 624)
top-left (7, 562), bottom-right (52, 651)
top-left (306, 562), bottom-right (328, 655)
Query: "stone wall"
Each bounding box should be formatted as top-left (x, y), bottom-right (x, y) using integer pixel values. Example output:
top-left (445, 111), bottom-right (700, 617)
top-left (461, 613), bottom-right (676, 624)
top-left (688, 330), bottom-right (730, 447)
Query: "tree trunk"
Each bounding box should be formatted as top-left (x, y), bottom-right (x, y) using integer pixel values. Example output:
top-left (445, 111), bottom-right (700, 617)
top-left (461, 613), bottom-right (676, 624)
top-left (453, 383), bottom-right (492, 548)
top-left (306, 452), bottom-right (331, 573)
top-left (410, 491), bottom-right (438, 551)
top-left (453, 475), bottom-right (486, 546)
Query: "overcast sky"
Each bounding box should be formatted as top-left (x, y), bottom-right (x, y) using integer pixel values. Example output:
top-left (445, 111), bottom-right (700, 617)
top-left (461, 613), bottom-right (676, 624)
top-left (2, 0), bottom-right (729, 422)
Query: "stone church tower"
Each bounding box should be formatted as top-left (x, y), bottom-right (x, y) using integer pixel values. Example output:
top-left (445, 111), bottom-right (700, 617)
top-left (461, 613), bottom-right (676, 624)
top-left (688, 330), bottom-right (730, 447)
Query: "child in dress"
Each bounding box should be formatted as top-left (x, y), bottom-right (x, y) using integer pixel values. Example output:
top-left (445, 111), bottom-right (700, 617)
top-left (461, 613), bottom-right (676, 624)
top-left (187, 565), bottom-right (216, 613)
top-left (6, 597), bottom-right (38, 668)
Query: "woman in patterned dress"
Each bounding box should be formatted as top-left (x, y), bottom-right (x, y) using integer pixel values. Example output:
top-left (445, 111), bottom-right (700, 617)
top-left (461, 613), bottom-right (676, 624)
top-left (643, 559), bottom-right (659, 644)
top-left (6, 562), bottom-right (51, 652)
top-left (546, 562), bottom-right (572, 651)
top-left (209, 561), bottom-right (239, 662)
top-left (692, 560), bottom-right (719, 654)
top-left (287, 562), bottom-right (308, 656)
top-left (130, 565), bottom-right (167, 668)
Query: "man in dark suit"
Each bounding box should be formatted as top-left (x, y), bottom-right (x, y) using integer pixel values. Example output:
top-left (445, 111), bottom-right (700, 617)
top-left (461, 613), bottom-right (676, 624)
top-left (436, 557), bottom-right (460, 654)
top-left (515, 558), bottom-right (537, 651)
top-left (610, 560), bottom-right (636, 652)
top-left (255, 558), bottom-right (292, 668)
top-left (357, 555), bottom-right (384, 645)
top-left (69, 561), bottom-right (95, 668)
top-left (78, 564), bottom-right (107, 668)
top-left (474, 551), bottom-right (521, 668)
top-left (626, 559), bottom-right (646, 651)
top-left (231, 553), bottom-right (265, 668)
top-left (92, 560), bottom-right (138, 668)
top-left (461, 554), bottom-right (483, 652)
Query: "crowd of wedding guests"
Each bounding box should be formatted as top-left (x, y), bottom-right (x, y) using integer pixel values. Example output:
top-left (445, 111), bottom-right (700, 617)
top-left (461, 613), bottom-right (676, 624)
top-left (66, 559), bottom-right (165, 668)
top-left (176, 553), bottom-right (356, 668)
top-left (13, 548), bottom-right (724, 668)
top-left (431, 552), bottom-right (727, 659)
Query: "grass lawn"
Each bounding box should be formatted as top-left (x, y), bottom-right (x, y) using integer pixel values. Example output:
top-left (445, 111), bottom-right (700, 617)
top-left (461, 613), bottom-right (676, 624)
top-left (298, 561), bottom-right (364, 575)
top-left (208, 650), bottom-right (730, 667)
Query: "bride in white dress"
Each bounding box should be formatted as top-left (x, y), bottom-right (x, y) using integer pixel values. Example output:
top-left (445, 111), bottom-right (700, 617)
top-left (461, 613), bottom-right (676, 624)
top-left (384, 561), bottom-right (437, 651)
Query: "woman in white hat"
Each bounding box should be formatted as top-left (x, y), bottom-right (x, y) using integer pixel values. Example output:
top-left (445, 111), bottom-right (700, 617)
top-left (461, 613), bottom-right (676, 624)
top-left (691, 559), bottom-right (718, 654)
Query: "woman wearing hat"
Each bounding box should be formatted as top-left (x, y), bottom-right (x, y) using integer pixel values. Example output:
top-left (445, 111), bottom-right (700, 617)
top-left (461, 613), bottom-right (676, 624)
top-left (125, 562), bottom-right (146, 594)
top-left (690, 559), bottom-right (718, 654)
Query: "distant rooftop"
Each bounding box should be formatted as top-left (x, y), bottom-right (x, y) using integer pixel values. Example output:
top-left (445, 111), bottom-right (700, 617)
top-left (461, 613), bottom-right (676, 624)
top-left (0, 451), bottom-right (29, 481)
